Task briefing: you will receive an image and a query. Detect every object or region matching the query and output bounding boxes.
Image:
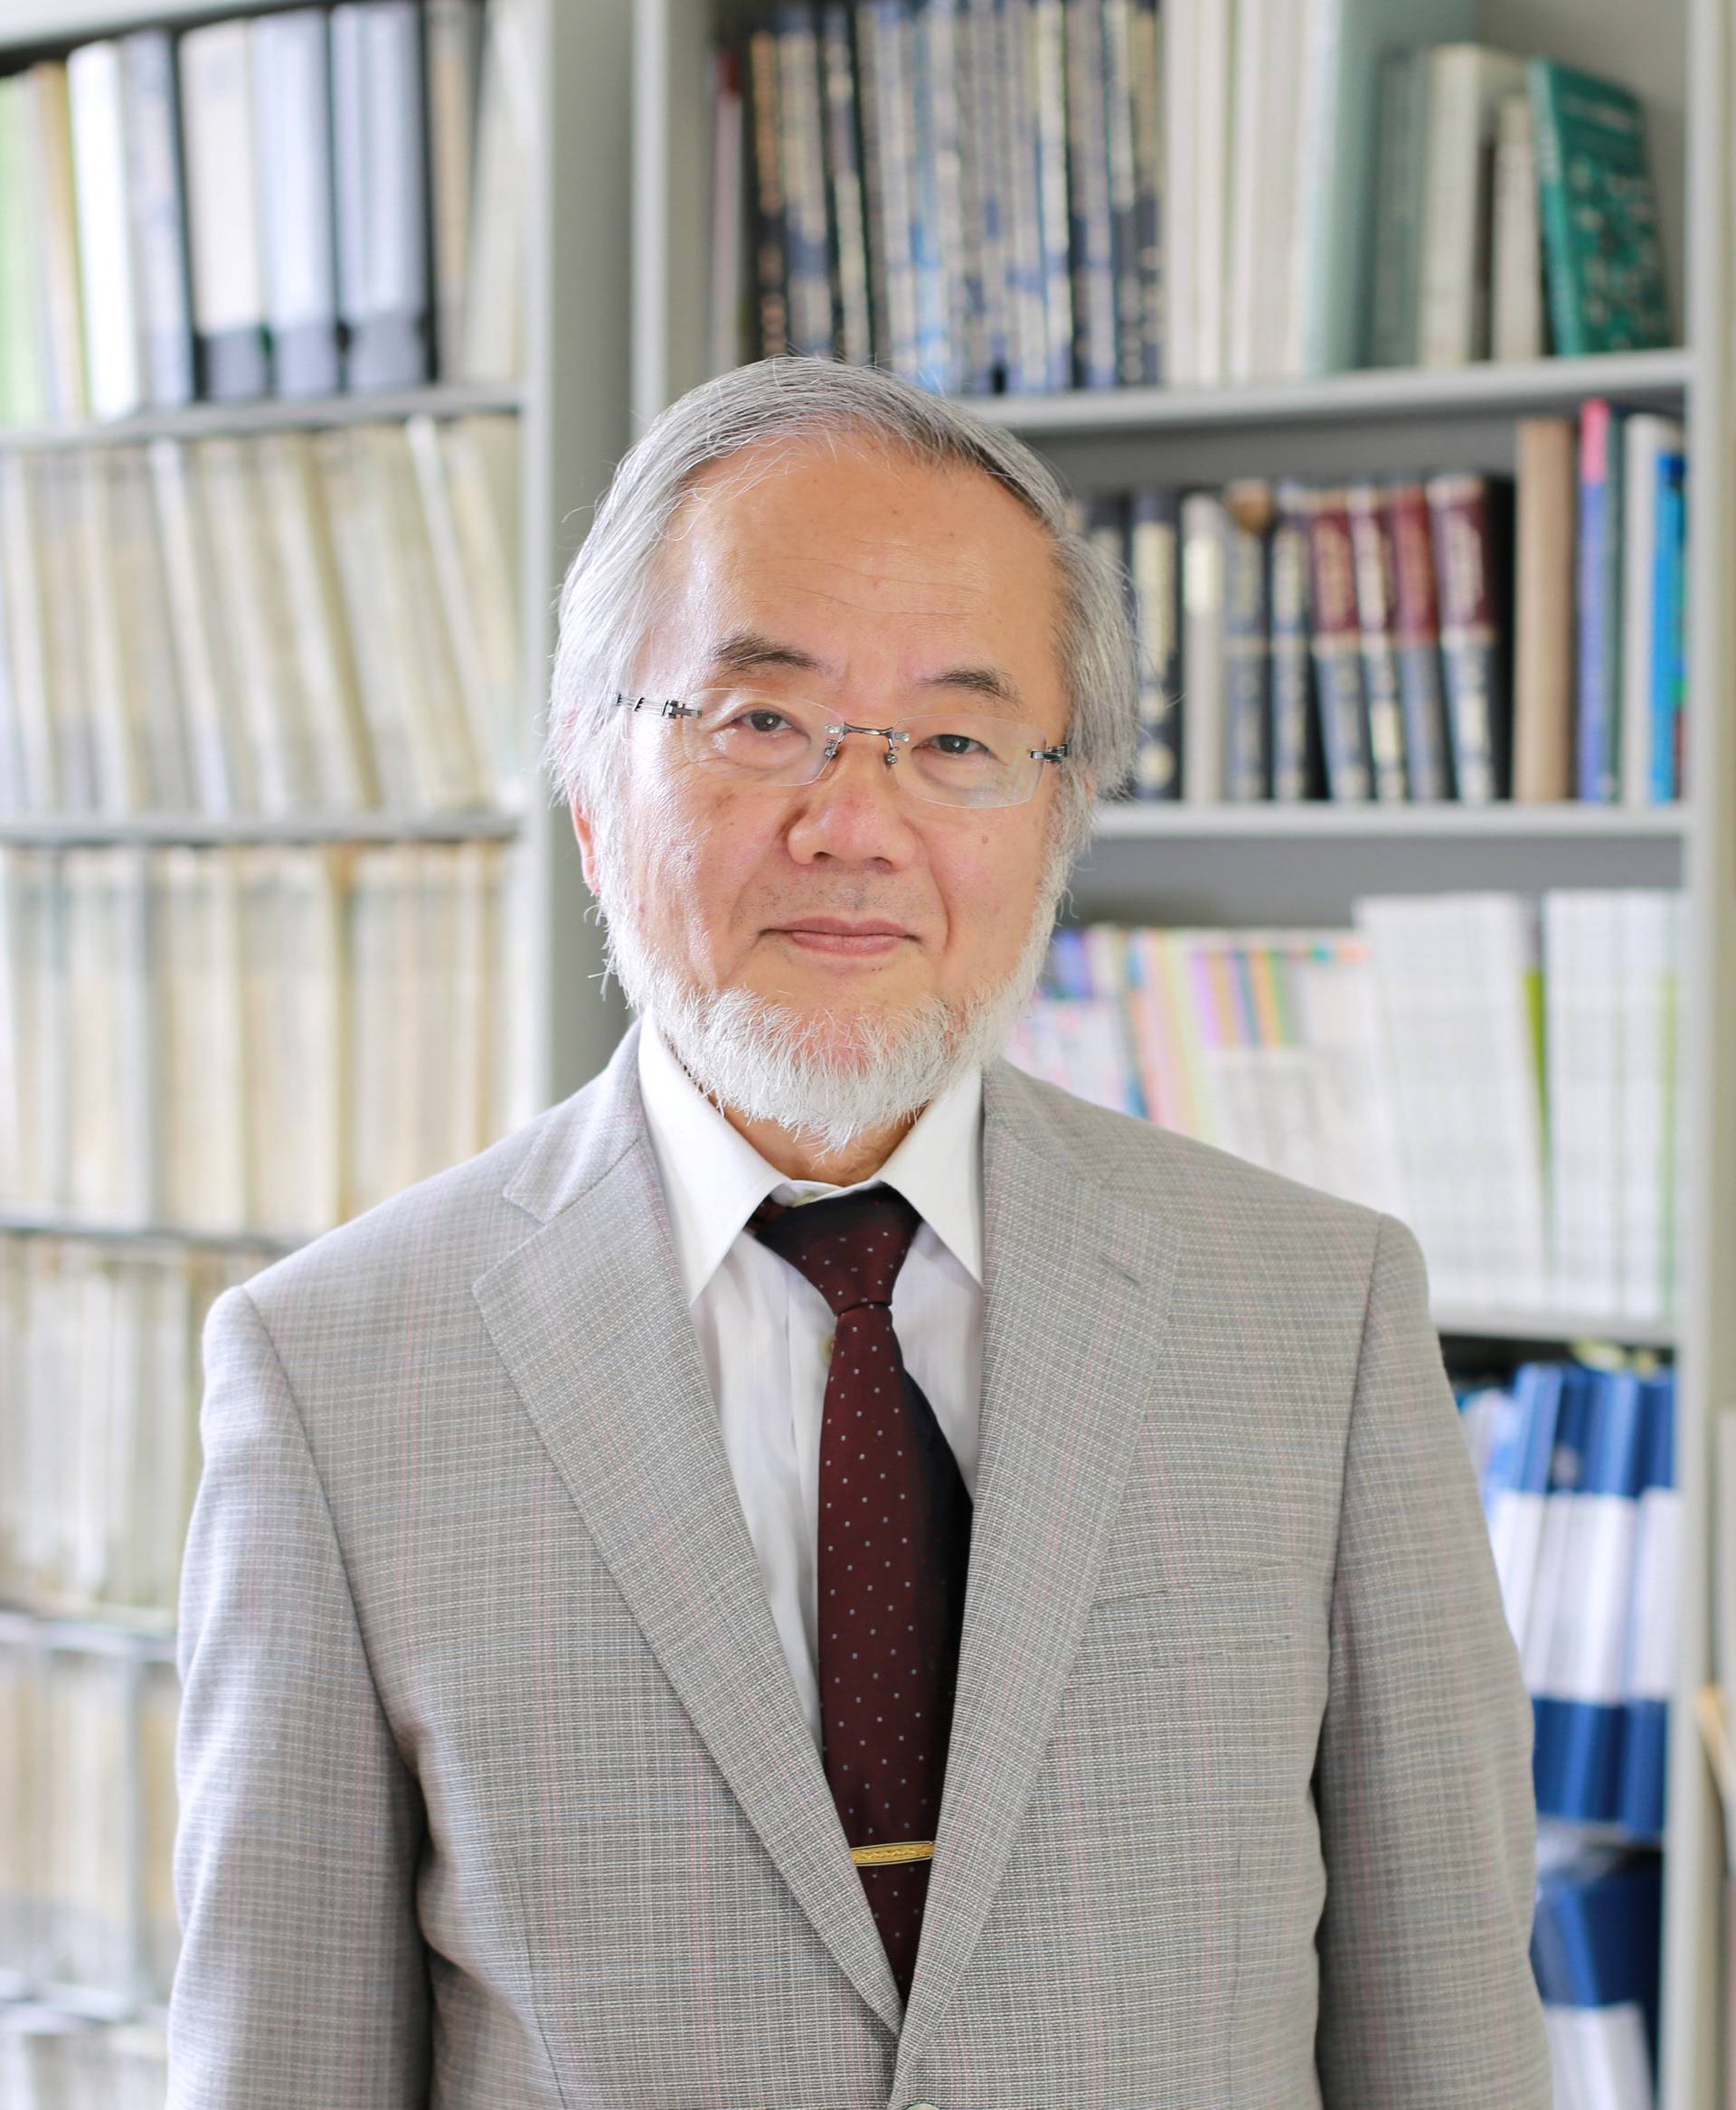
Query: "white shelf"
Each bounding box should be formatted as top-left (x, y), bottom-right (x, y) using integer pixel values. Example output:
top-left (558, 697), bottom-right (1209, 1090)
top-left (0, 381), bottom-right (523, 453)
top-left (1433, 1306), bottom-right (1678, 1349)
top-left (0, 810), bottom-right (526, 847)
top-left (1092, 800), bottom-right (1689, 841)
top-left (958, 347), bottom-right (1695, 438)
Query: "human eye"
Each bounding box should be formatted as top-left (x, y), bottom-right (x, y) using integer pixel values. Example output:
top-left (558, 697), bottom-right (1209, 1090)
top-left (918, 728), bottom-right (994, 759)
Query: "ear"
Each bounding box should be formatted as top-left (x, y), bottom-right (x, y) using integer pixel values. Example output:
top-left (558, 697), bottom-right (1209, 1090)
top-left (570, 795), bottom-right (603, 897)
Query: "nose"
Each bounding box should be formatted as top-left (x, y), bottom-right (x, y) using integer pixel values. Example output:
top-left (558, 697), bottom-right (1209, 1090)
top-left (782, 725), bottom-right (923, 866)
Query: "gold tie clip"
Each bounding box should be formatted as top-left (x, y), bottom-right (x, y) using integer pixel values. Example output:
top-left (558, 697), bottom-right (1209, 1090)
top-left (850, 1840), bottom-right (935, 1867)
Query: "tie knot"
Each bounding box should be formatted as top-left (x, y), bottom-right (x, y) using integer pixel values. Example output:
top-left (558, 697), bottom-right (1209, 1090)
top-left (749, 1187), bottom-right (922, 1317)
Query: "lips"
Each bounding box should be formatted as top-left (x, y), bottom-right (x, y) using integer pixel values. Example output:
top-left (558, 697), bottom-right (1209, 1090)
top-left (774, 918), bottom-right (911, 937)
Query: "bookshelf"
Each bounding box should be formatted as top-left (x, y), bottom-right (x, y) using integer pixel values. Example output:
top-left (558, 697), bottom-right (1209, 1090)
top-left (0, 0), bottom-right (634, 2087)
top-left (633, 2), bottom-right (1731, 2108)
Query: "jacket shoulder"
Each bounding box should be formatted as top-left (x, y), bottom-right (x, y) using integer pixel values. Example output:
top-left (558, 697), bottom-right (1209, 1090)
top-left (987, 1058), bottom-right (1386, 1247)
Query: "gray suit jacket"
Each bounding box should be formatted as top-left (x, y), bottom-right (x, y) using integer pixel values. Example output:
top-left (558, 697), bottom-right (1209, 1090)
top-left (170, 1019), bottom-right (1549, 2109)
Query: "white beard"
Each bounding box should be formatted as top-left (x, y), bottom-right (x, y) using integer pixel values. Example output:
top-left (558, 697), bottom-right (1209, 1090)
top-left (594, 845), bottom-right (1066, 1157)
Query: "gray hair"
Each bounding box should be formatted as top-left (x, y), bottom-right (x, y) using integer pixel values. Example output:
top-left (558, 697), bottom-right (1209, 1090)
top-left (540, 357), bottom-right (1137, 869)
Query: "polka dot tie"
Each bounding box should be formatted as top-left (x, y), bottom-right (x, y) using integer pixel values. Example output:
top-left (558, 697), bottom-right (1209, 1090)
top-left (750, 1186), bottom-right (973, 2004)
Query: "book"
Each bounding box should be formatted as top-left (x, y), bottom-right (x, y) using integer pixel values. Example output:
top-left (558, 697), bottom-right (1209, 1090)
top-left (1063, 0), bottom-right (1117, 389)
top-left (1511, 418), bottom-right (1576, 802)
top-left (176, 23), bottom-right (269, 401)
top-left (1618, 414), bottom-right (1684, 806)
top-left (1532, 1851), bottom-right (1661, 2104)
top-left (1127, 487), bottom-right (1182, 799)
top-left (331, 1), bottom-right (433, 391)
top-left (118, 30), bottom-right (195, 410)
top-left (27, 62), bottom-right (90, 423)
top-left (459, 0), bottom-right (533, 381)
top-left (1649, 448), bottom-right (1687, 803)
top-left (67, 41), bottom-right (144, 422)
top-left (1489, 89), bottom-right (1544, 361)
top-left (1365, 47), bottom-right (1430, 368)
top-left (1577, 399), bottom-right (1627, 804)
top-left (1221, 480), bottom-right (1272, 801)
top-left (1268, 482), bottom-right (1318, 803)
top-left (1344, 483), bottom-right (1408, 803)
top-left (1180, 490), bottom-right (1226, 803)
top-left (1530, 58), bottom-right (1673, 356)
top-left (1426, 470), bottom-right (1511, 804)
top-left (250, 7), bottom-right (342, 397)
top-left (820, 4), bottom-right (873, 368)
top-left (425, 0), bottom-right (485, 375)
top-left (1418, 43), bottom-right (1526, 367)
top-left (776, 5), bottom-right (835, 360)
top-left (1383, 480), bottom-right (1452, 801)
top-left (1618, 1371), bottom-right (1678, 1839)
top-left (1303, 487), bottom-right (1373, 802)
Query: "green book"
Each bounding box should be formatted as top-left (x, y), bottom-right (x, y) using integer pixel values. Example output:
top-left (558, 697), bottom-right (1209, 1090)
top-left (1528, 58), bottom-right (1673, 356)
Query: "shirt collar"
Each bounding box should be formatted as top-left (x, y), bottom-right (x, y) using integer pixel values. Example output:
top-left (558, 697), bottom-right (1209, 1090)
top-left (636, 1012), bottom-right (986, 1305)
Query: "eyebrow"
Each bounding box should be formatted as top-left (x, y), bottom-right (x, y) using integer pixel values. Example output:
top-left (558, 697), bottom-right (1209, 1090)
top-left (703, 628), bottom-right (1026, 710)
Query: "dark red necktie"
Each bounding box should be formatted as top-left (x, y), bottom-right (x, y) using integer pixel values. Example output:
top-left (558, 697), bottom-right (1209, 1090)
top-left (750, 1186), bottom-right (973, 2003)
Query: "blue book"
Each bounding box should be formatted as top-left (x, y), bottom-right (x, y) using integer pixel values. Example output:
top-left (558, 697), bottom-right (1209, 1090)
top-left (1222, 485), bottom-right (1272, 801)
top-left (774, 6), bottom-right (836, 359)
top-left (1532, 1852), bottom-right (1662, 2094)
top-left (1029, 0), bottom-right (1073, 390)
top-left (1649, 451), bottom-right (1687, 803)
top-left (1539, 1371), bottom-right (1646, 1824)
top-left (1269, 484), bottom-right (1319, 803)
top-left (1618, 1371), bottom-right (1677, 1839)
top-left (1046, 926), bottom-right (1093, 999)
top-left (1479, 1362), bottom-right (1565, 1653)
top-left (1523, 1365), bottom-right (1596, 1805)
top-left (1576, 400), bottom-right (1628, 803)
top-left (907, 0), bottom-right (955, 391)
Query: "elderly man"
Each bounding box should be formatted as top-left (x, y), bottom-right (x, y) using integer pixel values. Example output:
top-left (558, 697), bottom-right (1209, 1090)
top-left (171, 359), bottom-right (1548, 2108)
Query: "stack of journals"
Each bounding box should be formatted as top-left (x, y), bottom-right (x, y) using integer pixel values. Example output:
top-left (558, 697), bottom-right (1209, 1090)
top-left (1087, 410), bottom-right (1686, 806)
top-left (0, 840), bottom-right (529, 1236)
top-left (712, 3), bottom-right (1670, 389)
top-left (0, 1623), bottom-right (179, 2013)
top-left (1006, 892), bottom-right (1683, 1318)
top-left (1372, 49), bottom-right (1672, 365)
top-left (0, 1239), bottom-right (255, 1622)
top-left (0, 2013), bottom-right (166, 2110)
top-left (0, 0), bottom-right (529, 424)
top-left (0, 414), bottom-right (522, 820)
top-left (1531, 1846), bottom-right (1663, 2109)
top-left (1466, 1361), bottom-right (1677, 1837)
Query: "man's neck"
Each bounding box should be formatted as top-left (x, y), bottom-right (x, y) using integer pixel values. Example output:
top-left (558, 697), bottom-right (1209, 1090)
top-left (721, 1101), bottom-right (919, 1187)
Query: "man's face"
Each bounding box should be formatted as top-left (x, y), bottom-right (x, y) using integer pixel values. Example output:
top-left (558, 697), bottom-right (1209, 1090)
top-left (571, 437), bottom-right (1074, 1066)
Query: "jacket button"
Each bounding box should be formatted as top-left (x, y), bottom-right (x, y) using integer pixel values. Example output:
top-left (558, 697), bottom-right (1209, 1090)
top-left (906, 2102), bottom-right (940, 2110)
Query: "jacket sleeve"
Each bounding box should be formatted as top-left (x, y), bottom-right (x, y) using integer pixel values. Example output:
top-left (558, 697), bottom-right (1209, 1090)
top-left (169, 1284), bottom-right (431, 2109)
top-left (1313, 1212), bottom-right (1552, 2107)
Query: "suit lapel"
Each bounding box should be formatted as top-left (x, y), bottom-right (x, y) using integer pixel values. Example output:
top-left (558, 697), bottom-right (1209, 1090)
top-left (472, 1032), bottom-right (1179, 2059)
top-left (471, 1028), bottom-right (903, 2034)
top-left (892, 1065), bottom-right (1181, 2083)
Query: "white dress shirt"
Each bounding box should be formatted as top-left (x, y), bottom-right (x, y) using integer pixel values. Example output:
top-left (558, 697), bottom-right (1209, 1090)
top-left (636, 1013), bottom-right (986, 1753)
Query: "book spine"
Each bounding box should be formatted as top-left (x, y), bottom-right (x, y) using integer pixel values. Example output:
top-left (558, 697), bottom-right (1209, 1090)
top-left (745, 24), bottom-right (790, 359)
top-left (954, 0), bottom-right (993, 391)
top-left (1489, 89), bottom-right (1543, 362)
top-left (1128, 0), bottom-right (1163, 384)
top-left (1222, 482), bottom-right (1272, 801)
top-left (1427, 470), bottom-right (1509, 805)
top-left (999, 0), bottom-right (1046, 391)
top-left (1384, 479), bottom-right (1452, 801)
top-left (1303, 487), bottom-right (1372, 802)
top-left (820, 5), bottom-right (873, 364)
top-left (1101, 0), bottom-right (1143, 386)
top-left (870, 2), bottom-right (920, 379)
top-left (1030, 0), bottom-right (1073, 389)
top-left (250, 8), bottom-right (342, 397)
top-left (1576, 400), bottom-right (1620, 803)
top-left (851, 5), bottom-right (892, 364)
top-left (1419, 48), bottom-right (1482, 368)
top-left (330, 2), bottom-right (431, 391)
top-left (906, 0), bottom-right (954, 390)
top-left (1180, 490), bottom-right (1225, 803)
top-left (1344, 482), bottom-right (1409, 803)
top-left (775, 6), bottom-right (835, 358)
top-left (1512, 417), bottom-right (1576, 802)
top-left (1365, 49), bottom-right (1421, 367)
top-left (1062, 0), bottom-right (1115, 390)
top-left (1527, 59), bottom-right (1585, 359)
top-left (118, 31), bottom-right (195, 409)
top-left (68, 41), bottom-right (144, 423)
top-left (1268, 482), bottom-right (1316, 802)
top-left (1651, 451), bottom-right (1687, 803)
top-left (967, 0), bottom-right (1012, 390)
top-left (1127, 487), bottom-right (1182, 798)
